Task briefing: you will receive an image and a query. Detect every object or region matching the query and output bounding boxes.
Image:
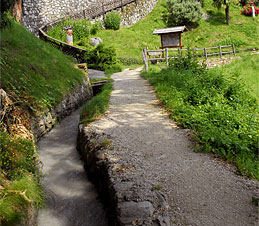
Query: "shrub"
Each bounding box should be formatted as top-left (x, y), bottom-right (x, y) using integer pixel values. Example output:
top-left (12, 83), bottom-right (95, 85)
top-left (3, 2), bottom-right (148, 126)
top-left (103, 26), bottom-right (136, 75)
top-left (104, 11), bottom-right (121, 30)
top-left (84, 44), bottom-right (120, 70)
top-left (166, 0), bottom-right (202, 26)
top-left (90, 21), bottom-right (103, 35)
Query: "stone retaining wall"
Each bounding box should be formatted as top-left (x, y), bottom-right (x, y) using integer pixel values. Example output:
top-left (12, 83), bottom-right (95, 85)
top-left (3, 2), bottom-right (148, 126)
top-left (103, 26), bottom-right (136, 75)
top-left (77, 126), bottom-right (171, 226)
top-left (32, 72), bottom-right (92, 140)
top-left (22, 0), bottom-right (158, 34)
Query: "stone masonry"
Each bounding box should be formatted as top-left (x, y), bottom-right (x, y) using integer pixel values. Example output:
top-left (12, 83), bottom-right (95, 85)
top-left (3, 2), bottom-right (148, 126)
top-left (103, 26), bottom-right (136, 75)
top-left (22, 0), bottom-right (158, 34)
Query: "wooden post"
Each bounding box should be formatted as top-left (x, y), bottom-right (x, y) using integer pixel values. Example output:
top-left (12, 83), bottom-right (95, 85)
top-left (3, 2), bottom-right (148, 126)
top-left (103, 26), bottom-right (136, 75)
top-left (142, 49), bottom-right (148, 72)
top-left (232, 44), bottom-right (236, 55)
top-left (135, 0), bottom-right (138, 6)
top-left (178, 48), bottom-right (181, 58)
top-left (121, 0), bottom-right (123, 11)
top-left (193, 48), bottom-right (196, 58)
top-left (219, 46), bottom-right (222, 58)
top-left (204, 48), bottom-right (207, 60)
top-left (166, 48), bottom-right (169, 66)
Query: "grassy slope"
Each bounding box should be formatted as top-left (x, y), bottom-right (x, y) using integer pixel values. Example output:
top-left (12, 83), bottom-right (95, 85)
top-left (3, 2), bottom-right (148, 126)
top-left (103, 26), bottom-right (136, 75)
top-left (182, 0), bottom-right (259, 49)
top-left (93, 0), bottom-right (259, 59)
top-left (220, 54), bottom-right (259, 98)
top-left (0, 20), bottom-right (86, 225)
top-left (0, 20), bottom-right (85, 111)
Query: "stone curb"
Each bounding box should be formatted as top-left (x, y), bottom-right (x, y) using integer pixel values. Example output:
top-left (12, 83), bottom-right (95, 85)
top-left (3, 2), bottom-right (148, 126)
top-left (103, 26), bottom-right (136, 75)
top-left (77, 125), bottom-right (171, 226)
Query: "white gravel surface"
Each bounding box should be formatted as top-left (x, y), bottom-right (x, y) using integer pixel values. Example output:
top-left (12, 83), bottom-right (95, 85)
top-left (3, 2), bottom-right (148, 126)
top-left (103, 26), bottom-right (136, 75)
top-left (88, 67), bottom-right (259, 226)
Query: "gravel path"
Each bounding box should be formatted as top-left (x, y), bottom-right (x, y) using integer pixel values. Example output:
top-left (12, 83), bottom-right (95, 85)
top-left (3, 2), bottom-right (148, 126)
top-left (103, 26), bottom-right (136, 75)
top-left (88, 67), bottom-right (259, 226)
top-left (37, 109), bottom-right (108, 226)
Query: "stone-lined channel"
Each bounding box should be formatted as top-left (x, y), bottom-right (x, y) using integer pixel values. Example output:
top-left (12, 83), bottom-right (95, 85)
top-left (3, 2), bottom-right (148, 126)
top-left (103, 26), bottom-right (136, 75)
top-left (37, 108), bottom-right (108, 226)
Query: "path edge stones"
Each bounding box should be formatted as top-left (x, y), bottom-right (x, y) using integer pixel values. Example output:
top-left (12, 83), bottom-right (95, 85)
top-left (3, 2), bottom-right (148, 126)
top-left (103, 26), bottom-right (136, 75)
top-left (77, 125), bottom-right (171, 226)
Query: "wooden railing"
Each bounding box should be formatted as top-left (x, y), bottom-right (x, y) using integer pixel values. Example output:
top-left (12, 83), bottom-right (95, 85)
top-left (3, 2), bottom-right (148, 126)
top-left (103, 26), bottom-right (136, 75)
top-left (142, 44), bottom-right (236, 71)
top-left (39, 0), bottom-right (138, 62)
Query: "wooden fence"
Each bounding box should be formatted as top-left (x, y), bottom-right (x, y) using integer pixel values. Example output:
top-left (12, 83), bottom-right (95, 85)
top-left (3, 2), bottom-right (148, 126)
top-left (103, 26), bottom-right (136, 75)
top-left (142, 44), bottom-right (236, 72)
top-left (39, 0), bottom-right (138, 62)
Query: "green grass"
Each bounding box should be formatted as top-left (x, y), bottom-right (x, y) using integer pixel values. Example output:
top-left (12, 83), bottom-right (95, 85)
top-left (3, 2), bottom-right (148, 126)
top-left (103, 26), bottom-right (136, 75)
top-left (80, 79), bottom-right (113, 125)
top-left (0, 20), bottom-right (85, 111)
top-left (182, 1), bottom-right (259, 49)
top-left (142, 54), bottom-right (258, 179)
top-left (90, 0), bottom-right (259, 60)
top-left (218, 54), bottom-right (259, 98)
top-left (0, 174), bottom-right (43, 226)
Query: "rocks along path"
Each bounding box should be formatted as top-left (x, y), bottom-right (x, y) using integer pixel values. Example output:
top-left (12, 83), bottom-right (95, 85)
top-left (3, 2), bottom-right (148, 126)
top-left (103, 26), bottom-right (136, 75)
top-left (36, 109), bottom-right (108, 226)
top-left (87, 67), bottom-right (258, 226)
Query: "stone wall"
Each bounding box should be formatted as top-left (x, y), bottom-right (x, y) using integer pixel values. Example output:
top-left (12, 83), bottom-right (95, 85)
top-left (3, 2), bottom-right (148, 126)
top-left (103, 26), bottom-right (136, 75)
top-left (77, 126), bottom-right (171, 226)
top-left (22, 0), bottom-right (158, 34)
top-left (32, 68), bottom-right (92, 139)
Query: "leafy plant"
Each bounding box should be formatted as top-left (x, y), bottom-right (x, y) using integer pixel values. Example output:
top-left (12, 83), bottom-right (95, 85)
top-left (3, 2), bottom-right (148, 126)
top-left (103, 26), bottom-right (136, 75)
top-left (90, 21), bottom-right (103, 35)
top-left (84, 44), bottom-right (120, 70)
top-left (166, 0), bottom-right (202, 26)
top-left (104, 11), bottom-right (121, 30)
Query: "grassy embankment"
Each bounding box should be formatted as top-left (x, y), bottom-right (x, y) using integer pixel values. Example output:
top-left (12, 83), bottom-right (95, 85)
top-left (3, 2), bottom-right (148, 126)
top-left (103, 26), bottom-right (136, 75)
top-left (0, 19), bottom-right (87, 225)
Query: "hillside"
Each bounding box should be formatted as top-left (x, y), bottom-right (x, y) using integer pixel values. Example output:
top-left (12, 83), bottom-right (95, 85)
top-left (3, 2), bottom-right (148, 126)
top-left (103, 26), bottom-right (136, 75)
top-left (91, 0), bottom-right (259, 59)
top-left (0, 20), bottom-right (86, 225)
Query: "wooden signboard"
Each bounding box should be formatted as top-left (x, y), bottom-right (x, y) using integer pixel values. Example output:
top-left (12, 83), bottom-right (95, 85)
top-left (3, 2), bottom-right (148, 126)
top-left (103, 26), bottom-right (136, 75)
top-left (161, 32), bottom-right (181, 48)
top-left (153, 26), bottom-right (186, 49)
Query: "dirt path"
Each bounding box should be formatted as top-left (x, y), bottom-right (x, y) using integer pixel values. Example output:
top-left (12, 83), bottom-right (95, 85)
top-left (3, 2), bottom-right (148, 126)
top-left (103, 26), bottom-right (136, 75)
top-left (88, 68), bottom-right (259, 226)
top-left (37, 109), bottom-right (108, 226)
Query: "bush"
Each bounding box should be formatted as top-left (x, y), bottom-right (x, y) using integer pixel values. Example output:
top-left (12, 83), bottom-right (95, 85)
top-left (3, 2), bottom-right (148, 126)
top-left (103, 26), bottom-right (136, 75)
top-left (166, 0), bottom-right (202, 26)
top-left (104, 11), bottom-right (121, 30)
top-left (84, 44), bottom-right (120, 70)
top-left (90, 21), bottom-right (103, 35)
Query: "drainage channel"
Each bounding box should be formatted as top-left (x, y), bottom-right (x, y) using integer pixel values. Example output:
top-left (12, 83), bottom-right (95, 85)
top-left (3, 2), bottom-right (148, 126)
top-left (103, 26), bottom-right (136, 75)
top-left (37, 108), bottom-right (108, 226)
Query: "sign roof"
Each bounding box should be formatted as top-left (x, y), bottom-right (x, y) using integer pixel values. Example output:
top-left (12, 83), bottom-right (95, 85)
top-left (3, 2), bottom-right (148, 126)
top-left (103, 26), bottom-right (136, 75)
top-left (153, 26), bottom-right (187, 35)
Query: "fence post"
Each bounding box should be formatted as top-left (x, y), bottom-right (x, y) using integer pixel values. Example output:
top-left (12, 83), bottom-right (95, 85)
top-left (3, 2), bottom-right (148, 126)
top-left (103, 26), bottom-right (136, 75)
top-left (166, 48), bottom-right (169, 66)
top-left (232, 44), bottom-right (236, 55)
top-left (178, 48), bottom-right (181, 58)
top-left (204, 48), bottom-right (207, 60)
top-left (193, 48), bottom-right (196, 58)
top-left (219, 46), bottom-right (222, 58)
top-left (121, 0), bottom-right (123, 11)
top-left (142, 49), bottom-right (148, 72)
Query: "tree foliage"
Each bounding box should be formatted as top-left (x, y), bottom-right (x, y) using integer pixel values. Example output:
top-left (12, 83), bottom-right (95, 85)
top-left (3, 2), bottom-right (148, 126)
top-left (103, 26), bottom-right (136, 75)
top-left (166, 0), bottom-right (202, 26)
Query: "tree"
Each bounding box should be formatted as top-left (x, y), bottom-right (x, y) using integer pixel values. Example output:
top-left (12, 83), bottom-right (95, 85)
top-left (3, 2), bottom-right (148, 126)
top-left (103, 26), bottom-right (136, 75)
top-left (213, 0), bottom-right (239, 25)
